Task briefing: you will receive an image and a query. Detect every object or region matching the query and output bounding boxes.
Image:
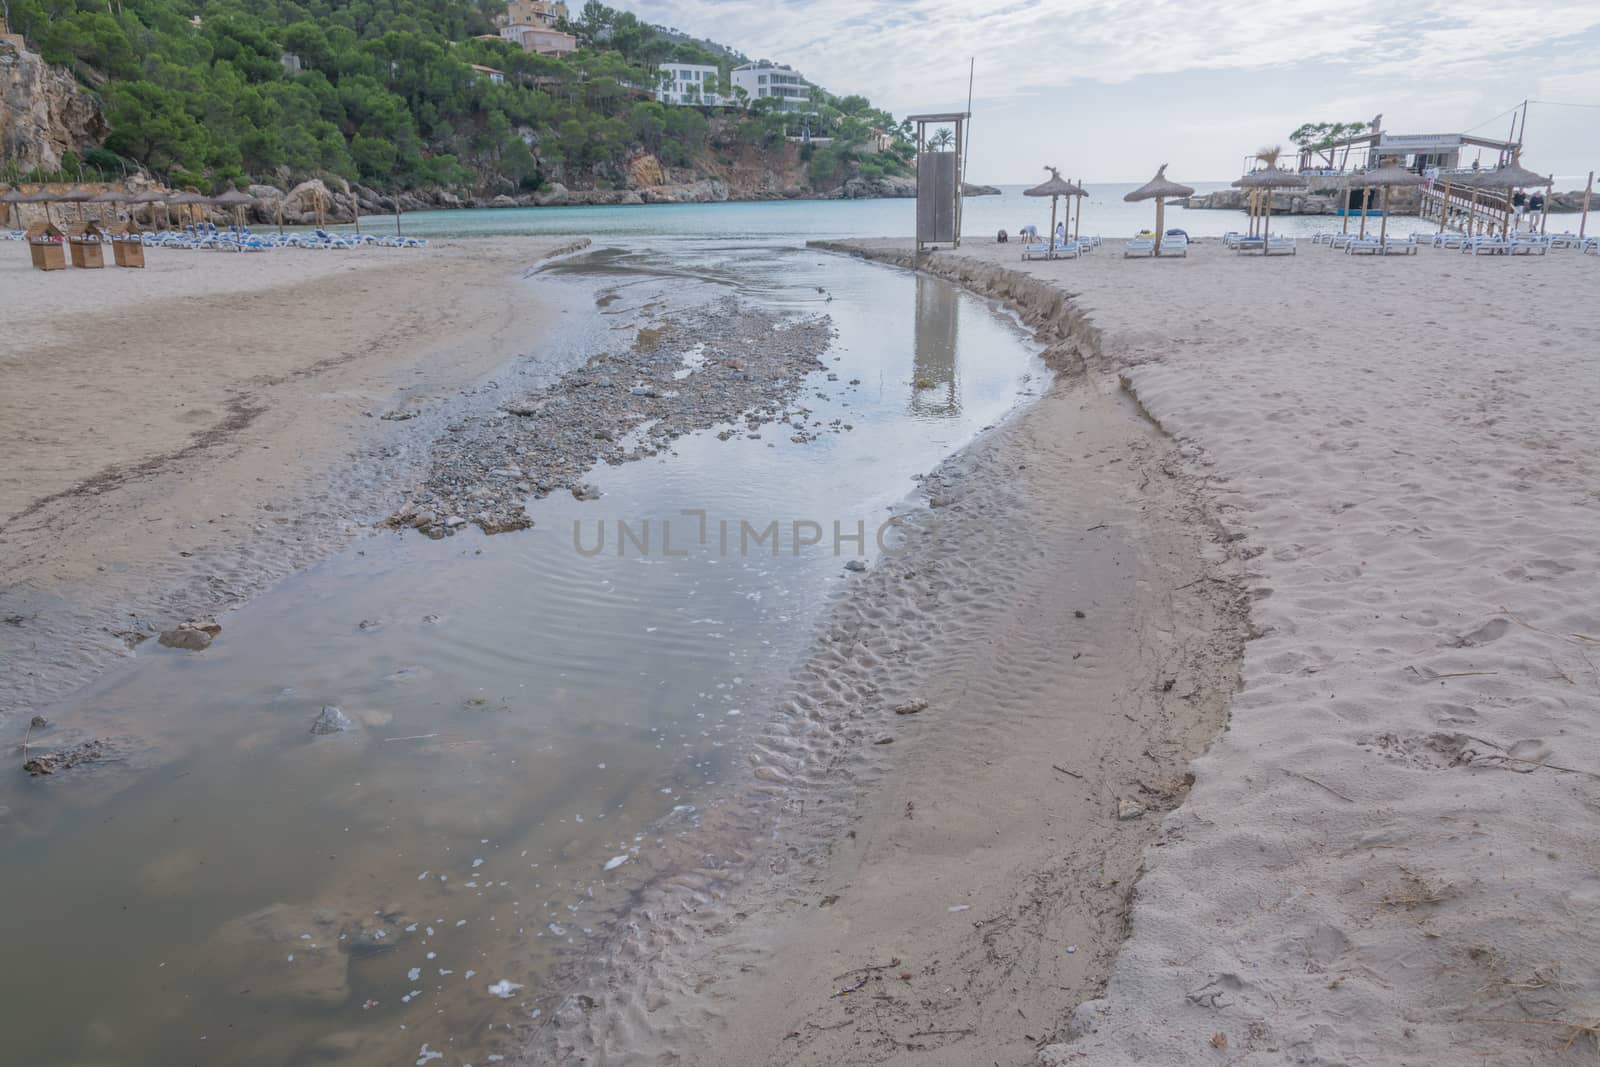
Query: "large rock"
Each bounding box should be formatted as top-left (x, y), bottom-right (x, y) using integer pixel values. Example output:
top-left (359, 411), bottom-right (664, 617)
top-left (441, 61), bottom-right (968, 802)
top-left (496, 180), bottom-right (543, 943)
top-left (0, 38), bottom-right (106, 174)
top-left (639, 179), bottom-right (729, 204)
top-left (627, 153), bottom-right (666, 189)
top-left (280, 178), bottom-right (326, 216)
top-left (962, 182), bottom-right (1002, 196)
top-left (535, 182), bottom-right (570, 207)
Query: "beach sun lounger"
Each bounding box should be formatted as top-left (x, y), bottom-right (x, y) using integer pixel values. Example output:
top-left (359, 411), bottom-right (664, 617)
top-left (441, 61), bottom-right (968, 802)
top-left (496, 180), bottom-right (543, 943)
top-left (1265, 237), bottom-right (1297, 256)
top-left (1464, 237), bottom-right (1511, 255)
top-left (1157, 234), bottom-right (1188, 257)
top-left (1123, 236), bottom-right (1156, 258)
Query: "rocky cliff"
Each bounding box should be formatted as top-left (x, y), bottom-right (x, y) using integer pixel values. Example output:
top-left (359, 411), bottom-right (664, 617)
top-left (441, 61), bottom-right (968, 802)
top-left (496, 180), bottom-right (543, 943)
top-left (0, 37), bottom-right (106, 173)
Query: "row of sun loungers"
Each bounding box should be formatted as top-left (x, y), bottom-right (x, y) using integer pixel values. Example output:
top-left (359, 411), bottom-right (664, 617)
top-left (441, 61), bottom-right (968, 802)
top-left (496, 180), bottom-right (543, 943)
top-left (4, 225), bottom-right (426, 251)
top-left (1021, 235), bottom-right (1103, 260)
top-left (1125, 233), bottom-right (1188, 257)
top-left (1222, 232), bottom-right (1297, 255)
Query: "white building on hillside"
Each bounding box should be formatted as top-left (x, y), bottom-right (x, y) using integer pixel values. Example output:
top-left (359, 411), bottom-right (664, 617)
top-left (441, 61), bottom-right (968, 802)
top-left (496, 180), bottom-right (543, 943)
top-left (656, 63), bottom-right (724, 106)
top-left (730, 61), bottom-right (812, 111)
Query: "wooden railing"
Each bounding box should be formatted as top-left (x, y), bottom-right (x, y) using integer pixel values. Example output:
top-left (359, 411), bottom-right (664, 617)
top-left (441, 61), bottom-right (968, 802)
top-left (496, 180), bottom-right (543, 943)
top-left (1418, 182), bottom-right (1513, 235)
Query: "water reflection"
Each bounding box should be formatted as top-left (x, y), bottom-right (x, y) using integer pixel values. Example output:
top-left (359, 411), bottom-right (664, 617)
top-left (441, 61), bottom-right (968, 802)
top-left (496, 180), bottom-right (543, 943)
top-left (0, 241), bottom-right (1043, 1067)
top-left (910, 273), bottom-right (960, 418)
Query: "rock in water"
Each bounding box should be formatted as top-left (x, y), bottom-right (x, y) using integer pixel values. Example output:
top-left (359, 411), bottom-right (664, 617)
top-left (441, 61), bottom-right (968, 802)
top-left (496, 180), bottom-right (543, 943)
top-left (158, 620), bottom-right (221, 651)
top-left (310, 706), bottom-right (354, 735)
top-left (844, 559), bottom-right (867, 572)
top-left (894, 700), bottom-right (928, 716)
top-left (23, 739), bottom-right (107, 775)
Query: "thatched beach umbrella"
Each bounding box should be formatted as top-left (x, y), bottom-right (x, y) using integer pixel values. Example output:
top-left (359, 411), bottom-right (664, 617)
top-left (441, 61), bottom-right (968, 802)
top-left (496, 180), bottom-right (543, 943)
top-left (57, 185), bottom-right (96, 225)
top-left (21, 186), bottom-right (61, 227)
top-left (1229, 175), bottom-right (1266, 238)
top-left (1461, 160), bottom-right (1551, 236)
top-left (1359, 162), bottom-right (1426, 245)
top-left (88, 188), bottom-right (127, 226)
top-left (167, 190), bottom-right (211, 227)
top-left (1123, 164), bottom-right (1194, 253)
top-left (1581, 171), bottom-right (1594, 240)
top-left (212, 188), bottom-right (256, 230)
top-left (1237, 158), bottom-right (1305, 254)
top-left (1025, 167), bottom-right (1082, 248)
top-left (0, 187), bottom-right (25, 230)
top-left (124, 189), bottom-right (166, 229)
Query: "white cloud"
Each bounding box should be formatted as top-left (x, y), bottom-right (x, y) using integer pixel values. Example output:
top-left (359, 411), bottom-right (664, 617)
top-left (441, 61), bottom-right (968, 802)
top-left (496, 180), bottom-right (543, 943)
top-left (616, 0), bottom-right (1600, 179)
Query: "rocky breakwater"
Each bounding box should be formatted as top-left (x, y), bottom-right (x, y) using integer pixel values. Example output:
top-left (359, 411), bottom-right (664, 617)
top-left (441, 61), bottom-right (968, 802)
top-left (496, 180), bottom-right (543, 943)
top-left (0, 36), bottom-right (106, 173)
top-left (838, 174), bottom-right (917, 199)
top-left (385, 300), bottom-right (834, 538)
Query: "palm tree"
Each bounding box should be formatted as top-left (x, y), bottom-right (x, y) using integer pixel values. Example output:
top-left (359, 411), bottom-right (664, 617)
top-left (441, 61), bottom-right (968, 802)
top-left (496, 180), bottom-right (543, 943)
top-left (929, 127), bottom-right (955, 151)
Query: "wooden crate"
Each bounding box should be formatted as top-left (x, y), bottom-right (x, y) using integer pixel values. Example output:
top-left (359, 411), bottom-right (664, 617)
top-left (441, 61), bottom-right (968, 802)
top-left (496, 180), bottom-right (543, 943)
top-left (111, 239), bottom-right (145, 268)
top-left (25, 221), bottom-right (66, 271)
top-left (67, 221), bottom-right (106, 268)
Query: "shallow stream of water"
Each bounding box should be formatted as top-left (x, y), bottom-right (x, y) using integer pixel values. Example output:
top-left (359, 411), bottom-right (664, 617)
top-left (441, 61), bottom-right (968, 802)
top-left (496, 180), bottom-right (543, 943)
top-left (0, 239), bottom-right (1045, 1066)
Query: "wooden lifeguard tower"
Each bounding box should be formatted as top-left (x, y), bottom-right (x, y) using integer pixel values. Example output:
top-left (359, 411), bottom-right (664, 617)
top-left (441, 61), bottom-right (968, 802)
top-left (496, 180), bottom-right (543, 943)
top-left (908, 112), bottom-right (971, 252)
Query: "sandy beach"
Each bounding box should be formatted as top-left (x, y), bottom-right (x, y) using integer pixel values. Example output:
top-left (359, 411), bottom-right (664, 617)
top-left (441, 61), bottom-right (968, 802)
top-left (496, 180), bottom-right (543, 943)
top-left (535, 236), bottom-right (1600, 1065)
top-left (0, 236), bottom-right (586, 716)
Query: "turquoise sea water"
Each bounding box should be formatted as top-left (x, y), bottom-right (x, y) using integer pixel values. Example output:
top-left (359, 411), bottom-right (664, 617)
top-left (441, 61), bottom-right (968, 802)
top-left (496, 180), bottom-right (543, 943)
top-left (354, 182), bottom-right (1350, 243)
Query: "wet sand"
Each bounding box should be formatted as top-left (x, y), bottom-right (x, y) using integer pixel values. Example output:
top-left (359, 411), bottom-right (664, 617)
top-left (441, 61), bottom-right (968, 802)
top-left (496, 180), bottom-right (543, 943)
top-left (532, 250), bottom-right (1249, 1063)
top-left (0, 236), bottom-right (587, 716)
top-left (581, 237), bottom-right (1597, 1066)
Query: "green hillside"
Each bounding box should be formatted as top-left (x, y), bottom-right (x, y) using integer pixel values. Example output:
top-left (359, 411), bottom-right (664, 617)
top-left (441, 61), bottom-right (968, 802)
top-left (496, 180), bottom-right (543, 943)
top-left (4, 0), bottom-right (913, 194)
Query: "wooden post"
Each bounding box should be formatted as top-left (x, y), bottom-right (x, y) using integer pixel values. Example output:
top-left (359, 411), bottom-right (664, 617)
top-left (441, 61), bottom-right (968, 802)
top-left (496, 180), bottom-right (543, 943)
top-left (1379, 185), bottom-right (1390, 244)
top-left (1154, 196), bottom-right (1165, 254)
top-left (1541, 180), bottom-right (1551, 235)
top-left (1359, 186), bottom-right (1369, 239)
top-left (1073, 180), bottom-right (1082, 241)
top-left (1261, 189), bottom-right (1272, 254)
top-left (1342, 183), bottom-right (1351, 234)
top-left (1581, 171), bottom-right (1593, 239)
top-left (1438, 176), bottom-right (1451, 233)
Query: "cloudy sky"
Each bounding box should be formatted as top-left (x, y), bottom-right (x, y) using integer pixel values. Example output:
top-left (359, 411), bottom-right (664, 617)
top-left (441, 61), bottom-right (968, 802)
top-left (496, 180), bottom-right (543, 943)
top-left (621, 0), bottom-right (1600, 183)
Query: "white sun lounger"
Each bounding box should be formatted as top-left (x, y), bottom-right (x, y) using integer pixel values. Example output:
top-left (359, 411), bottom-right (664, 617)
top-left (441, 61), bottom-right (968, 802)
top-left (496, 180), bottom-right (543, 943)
top-left (1265, 237), bottom-right (1297, 255)
top-left (1123, 237), bottom-right (1156, 257)
top-left (1157, 234), bottom-right (1188, 257)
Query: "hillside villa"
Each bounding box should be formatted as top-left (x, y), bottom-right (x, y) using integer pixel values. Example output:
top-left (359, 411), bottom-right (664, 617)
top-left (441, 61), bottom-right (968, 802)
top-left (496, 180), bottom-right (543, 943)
top-left (656, 63), bottom-right (725, 107)
top-left (498, 23), bottom-right (578, 57)
top-left (731, 61), bottom-right (812, 111)
top-left (495, 0), bottom-right (567, 30)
